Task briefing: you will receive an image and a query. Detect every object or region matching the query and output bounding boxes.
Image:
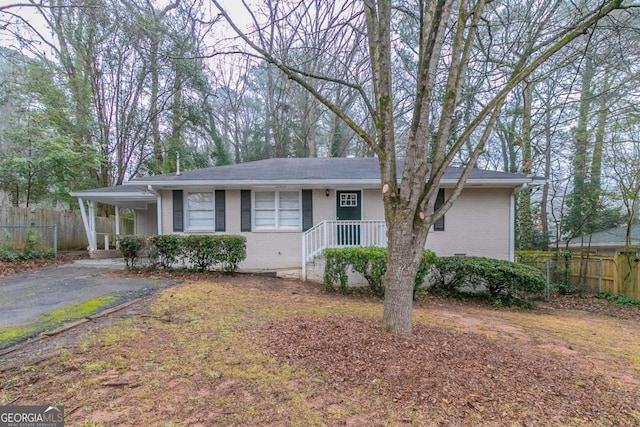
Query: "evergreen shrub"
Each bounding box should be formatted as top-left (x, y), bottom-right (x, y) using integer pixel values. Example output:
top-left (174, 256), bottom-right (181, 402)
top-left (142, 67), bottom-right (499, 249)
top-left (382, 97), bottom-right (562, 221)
top-left (432, 256), bottom-right (547, 306)
top-left (155, 235), bottom-right (247, 273)
top-left (118, 235), bottom-right (144, 270)
top-left (323, 247), bottom-right (437, 298)
top-left (149, 235), bottom-right (183, 269)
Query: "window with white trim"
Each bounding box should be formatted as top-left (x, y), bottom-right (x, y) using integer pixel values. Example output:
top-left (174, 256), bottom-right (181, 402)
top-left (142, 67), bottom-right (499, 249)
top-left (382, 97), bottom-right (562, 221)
top-left (340, 192), bottom-right (358, 207)
top-left (254, 190), bottom-right (301, 230)
top-left (186, 192), bottom-right (215, 231)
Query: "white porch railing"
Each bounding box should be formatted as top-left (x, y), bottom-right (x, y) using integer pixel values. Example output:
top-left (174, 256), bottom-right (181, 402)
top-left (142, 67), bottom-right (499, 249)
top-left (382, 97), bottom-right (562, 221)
top-left (302, 220), bottom-right (387, 279)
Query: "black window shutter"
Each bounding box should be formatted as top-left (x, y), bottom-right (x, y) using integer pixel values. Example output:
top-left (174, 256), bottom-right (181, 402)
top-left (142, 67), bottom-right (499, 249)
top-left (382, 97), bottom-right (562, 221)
top-left (215, 190), bottom-right (225, 232)
top-left (173, 190), bottom-right (183, 232)
top-left (302, 189), bottom-right (313, 231)
top-left (240, 190), bottom-right (251, 232)
top-left (434, 188), bottom-right (445, 231)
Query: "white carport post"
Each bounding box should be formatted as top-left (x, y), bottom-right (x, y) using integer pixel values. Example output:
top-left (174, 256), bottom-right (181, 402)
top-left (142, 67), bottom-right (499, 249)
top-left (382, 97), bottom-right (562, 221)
top-left (78, 197), bottom-right (97, 251)
top-left (115, 206), bottom-right (120, 249)
top-left (89, 200), bottom-right (96, 250)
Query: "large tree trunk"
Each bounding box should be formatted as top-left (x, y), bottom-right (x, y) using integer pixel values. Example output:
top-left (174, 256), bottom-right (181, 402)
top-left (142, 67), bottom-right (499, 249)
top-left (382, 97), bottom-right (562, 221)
top-left (540, 103), bottom-right (553, 251)
top-left (517, 81), bottom-right (534, 249)
top-left (567, 56), bottom-right (594, 239)
top-left (211, 0), bottom-right (626, 335)
top-left (590, 79), bottom-right (610, 192)
top-left (382, 215), bottom-right (430, 334)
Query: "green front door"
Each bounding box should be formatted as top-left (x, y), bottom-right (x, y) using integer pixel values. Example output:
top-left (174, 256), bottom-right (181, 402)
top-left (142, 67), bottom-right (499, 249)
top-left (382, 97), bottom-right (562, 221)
top-left (336, 191), bottom-right (361, 245)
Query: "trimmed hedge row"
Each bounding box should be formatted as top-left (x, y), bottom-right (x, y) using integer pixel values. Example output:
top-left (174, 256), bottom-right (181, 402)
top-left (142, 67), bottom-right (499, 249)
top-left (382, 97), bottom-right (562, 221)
top-left (323, 247), bottom-right (437, 298)
top-left (323, 249), bottom-right (547, 306)
top-left (118, 234), bottom-right (246, 273)
top-left (432, 256), bottom-right (547, 305)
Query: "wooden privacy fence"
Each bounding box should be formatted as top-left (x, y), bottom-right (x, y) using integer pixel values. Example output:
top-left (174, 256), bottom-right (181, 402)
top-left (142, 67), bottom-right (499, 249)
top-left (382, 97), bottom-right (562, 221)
top-left (517, 252), bottom-right (640, 300)
top-left (0, 206), bottom-right (133, 251)
top-left (613, 255), bottom-right (640, 300)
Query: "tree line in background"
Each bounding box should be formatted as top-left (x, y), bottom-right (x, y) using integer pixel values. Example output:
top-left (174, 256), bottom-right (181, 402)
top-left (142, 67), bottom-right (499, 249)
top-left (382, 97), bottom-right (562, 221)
top-left (1, 0), bottom-right (639, 251)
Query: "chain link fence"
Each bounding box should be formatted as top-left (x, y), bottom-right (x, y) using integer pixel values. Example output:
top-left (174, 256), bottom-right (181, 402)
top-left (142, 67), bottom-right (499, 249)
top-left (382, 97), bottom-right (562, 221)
top-left (517, 256), bottom-right (605, 298)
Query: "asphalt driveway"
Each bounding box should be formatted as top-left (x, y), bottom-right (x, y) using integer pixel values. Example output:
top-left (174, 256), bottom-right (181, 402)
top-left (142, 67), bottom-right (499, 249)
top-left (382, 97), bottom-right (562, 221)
top-left (0, 259), bottom-right (174, 328)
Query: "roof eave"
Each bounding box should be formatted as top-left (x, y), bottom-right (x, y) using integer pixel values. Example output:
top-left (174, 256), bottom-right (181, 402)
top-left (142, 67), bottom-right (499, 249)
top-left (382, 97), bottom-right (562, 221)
top-left (566, 242), bottom-right (640, 248)
top-left (127, 177), bottom-right (532, 189)
top-left (70, 190), bottom-right (157, 209)
top-left (461, 178), bottom-right (533, 187)
top-left (70, 191), bottom-right (157, 199)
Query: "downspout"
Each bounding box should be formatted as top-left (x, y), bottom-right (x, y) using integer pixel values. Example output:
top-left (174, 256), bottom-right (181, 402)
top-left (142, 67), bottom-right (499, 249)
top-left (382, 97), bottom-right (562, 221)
top-left (510, 183), bottom-right (530, 262)
top-left (147, 185), bottom-right (163, 235)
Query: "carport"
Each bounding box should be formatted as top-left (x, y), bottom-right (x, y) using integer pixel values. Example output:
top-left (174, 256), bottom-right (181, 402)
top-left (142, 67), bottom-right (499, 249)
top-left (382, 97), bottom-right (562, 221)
top-left (70, 186), bottom-right (158, 253)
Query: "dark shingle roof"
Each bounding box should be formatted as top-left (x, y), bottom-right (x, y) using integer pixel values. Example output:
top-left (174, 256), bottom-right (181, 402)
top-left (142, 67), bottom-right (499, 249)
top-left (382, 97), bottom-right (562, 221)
top-left (128, 157), bottom-right (529, 184)
top-left (567, 224), bottom-right (640, 246)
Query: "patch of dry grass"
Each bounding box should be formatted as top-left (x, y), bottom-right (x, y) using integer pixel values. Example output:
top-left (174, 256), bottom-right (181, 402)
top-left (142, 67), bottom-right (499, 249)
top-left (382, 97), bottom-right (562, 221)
top-left (45, 281), bottom-right (380, 426)
top-left (482, 309), bottom-right (640, 374)
top-left (1, 278), bottom-right (639, 426)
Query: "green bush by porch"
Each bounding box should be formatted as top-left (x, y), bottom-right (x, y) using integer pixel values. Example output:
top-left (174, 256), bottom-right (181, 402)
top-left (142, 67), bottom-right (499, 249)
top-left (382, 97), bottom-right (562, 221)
top-left (117, 235), bottom-right (144, 269)
top-left (323, 249), bottom-right (547, 306)
top-left (323, 247), bottom-right (436, 298)
top-left (119, 234), bottom-right (246, 273)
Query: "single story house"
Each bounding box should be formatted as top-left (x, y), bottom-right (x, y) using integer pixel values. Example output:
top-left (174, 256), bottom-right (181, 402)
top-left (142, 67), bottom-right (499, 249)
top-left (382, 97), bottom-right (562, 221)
top-left (70, 157), bottom-right (535, 280)
top-left (566, 223), bottom-right (640, 255)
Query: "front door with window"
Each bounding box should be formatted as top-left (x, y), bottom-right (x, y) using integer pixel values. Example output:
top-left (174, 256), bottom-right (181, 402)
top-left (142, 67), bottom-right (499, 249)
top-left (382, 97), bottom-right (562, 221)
top-left (336, 190), bottom-right (361, 245)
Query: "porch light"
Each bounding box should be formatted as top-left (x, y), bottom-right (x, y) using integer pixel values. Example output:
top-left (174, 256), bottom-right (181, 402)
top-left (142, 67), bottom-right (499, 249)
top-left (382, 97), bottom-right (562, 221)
top-left (325, 189), bottom-right (330, 197)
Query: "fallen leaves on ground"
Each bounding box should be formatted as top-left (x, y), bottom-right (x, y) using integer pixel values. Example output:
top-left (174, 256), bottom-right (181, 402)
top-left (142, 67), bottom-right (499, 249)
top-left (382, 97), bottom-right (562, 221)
top-left (265, 315), bottom-right (639, 425)
top-left (0, 253), bottom-right (85, 278)
top-left (541, 293), bottom-right (640, 321)
top-left (1, 272), bottom-right (639, 426)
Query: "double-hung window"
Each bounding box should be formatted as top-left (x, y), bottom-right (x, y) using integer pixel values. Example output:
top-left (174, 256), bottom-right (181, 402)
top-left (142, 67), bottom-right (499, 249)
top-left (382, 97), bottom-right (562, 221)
top-left (254, 190), bottom-right (301, 230)
top-left (186, 191), bottom-right (215, 231)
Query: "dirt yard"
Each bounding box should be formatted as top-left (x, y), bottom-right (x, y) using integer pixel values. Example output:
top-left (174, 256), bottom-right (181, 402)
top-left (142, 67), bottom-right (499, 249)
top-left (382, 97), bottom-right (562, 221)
top-left (1, 272), bottom-right (639, 426)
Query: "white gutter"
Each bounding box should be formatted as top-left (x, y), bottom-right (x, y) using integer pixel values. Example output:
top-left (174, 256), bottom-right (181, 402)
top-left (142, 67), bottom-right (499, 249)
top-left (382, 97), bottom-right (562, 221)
top-left (69, 191), bottom-right (156, 198)
top-left (147, 185), bottom-right (163, 235)
top-left (126, 178), bottom-right (532, 189)
top-left (127, 179), bottom-right (384, 188)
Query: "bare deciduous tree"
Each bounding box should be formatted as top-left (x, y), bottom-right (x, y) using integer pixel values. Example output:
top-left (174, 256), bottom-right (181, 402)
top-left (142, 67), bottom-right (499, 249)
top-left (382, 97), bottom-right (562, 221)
top-left (211, 0), bottom-right (631, 334)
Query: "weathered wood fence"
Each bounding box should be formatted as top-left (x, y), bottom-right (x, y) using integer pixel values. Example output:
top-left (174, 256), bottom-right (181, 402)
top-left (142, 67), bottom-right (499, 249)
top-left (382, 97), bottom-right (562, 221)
top-left (0, 206), bottom-right (133, 251)
top-left (517, 252), bottom-right (640, 300)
